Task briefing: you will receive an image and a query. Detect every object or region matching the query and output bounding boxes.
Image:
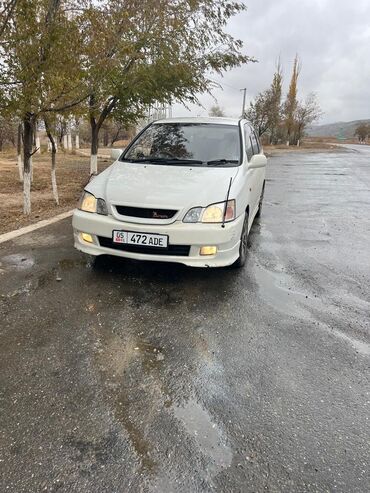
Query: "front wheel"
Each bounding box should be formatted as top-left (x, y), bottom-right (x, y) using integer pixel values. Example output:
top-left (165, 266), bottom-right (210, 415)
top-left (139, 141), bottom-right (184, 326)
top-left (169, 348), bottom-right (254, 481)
top-left (233, 212), bottom-right (249, 268)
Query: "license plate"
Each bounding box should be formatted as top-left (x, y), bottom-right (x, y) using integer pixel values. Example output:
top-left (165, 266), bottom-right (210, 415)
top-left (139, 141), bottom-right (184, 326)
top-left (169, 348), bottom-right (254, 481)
top-left (112, 230), bottom-right (168, 248)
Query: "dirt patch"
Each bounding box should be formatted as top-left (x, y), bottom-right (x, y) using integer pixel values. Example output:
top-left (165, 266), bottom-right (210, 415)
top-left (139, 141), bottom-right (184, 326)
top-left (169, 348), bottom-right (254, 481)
top-left (0, 150), bottom-right (111, 234)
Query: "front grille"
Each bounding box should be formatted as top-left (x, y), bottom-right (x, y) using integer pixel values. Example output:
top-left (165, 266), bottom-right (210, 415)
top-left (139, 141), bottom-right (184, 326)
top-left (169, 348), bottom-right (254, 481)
top-left (98, 236), bottom-right (190, 256)
top-left (115, 206), bottom-right (177, 220)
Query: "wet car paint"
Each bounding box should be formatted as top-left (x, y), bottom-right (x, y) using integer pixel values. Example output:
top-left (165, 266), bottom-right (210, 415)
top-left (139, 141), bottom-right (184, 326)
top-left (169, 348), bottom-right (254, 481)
top-left (0, 145), bottom-right (369, 492)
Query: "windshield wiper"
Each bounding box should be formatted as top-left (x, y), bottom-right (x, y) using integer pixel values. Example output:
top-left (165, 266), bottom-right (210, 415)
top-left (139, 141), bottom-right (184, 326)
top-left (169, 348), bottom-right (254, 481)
top-left (123, 157), bottom-right (204, 165)
top-left (206, 159), bottom-right (239, 166)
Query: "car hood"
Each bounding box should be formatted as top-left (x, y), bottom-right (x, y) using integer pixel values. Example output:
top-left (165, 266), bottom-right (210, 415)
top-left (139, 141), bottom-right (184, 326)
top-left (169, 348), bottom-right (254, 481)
top-left (87, 161), bottom-right (239, 212)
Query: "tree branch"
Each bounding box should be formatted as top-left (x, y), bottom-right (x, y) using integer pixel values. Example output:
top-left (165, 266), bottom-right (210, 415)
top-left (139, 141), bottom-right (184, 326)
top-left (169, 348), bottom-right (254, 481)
top-left (0, 0), bottom-right (17, 38)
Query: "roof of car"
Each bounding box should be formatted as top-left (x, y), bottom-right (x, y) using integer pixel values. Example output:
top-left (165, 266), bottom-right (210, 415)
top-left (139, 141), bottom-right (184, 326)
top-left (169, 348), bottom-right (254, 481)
top-left (154, 117), bottom-right (241, 126)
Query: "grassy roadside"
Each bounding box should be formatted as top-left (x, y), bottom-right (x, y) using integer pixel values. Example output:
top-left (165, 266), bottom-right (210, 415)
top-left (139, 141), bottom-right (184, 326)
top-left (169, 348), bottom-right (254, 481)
top-left (0, 150), bottom-right (111, 235)
top-left (264, 140), bottom-right (347, 156)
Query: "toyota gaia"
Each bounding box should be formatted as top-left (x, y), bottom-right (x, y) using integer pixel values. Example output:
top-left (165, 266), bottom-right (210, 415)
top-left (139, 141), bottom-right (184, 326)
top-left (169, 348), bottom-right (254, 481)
top-left (72, 117), bottom-right (267, 268)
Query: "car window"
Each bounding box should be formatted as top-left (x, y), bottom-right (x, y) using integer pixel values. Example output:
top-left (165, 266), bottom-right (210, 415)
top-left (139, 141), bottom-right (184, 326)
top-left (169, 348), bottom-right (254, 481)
top-left (254, 131), bottom-right (262, 153)
top-left (121, 123), bottom-right (241, 166)
top-left (244, 125), bottom-right (253, 161)
top-left (250, 129), bottom-right (260, 155)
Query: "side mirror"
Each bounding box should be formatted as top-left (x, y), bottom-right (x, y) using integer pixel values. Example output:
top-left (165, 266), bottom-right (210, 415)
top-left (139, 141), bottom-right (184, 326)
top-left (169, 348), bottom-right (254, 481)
top-left (111, 148), bottom-right (123, 161)
top-left (248, 154), bottom-right (267, 169)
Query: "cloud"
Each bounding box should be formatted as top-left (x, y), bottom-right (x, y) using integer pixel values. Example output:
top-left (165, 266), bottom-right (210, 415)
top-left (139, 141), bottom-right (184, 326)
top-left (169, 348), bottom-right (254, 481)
top-left (174, 0), bottom-right (370, 123)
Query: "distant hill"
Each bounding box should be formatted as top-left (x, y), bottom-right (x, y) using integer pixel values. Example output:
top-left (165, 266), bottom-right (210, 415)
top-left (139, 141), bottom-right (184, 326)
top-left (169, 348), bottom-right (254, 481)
top-left (307, 119), bottom-right (370, 138)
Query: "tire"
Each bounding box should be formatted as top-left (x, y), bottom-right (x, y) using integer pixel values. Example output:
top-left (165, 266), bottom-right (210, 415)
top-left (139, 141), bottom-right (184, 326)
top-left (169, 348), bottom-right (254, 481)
top-left (255, 182), bottom-right (265, 219)
top-left (233, 212), bottom-right (249, 268)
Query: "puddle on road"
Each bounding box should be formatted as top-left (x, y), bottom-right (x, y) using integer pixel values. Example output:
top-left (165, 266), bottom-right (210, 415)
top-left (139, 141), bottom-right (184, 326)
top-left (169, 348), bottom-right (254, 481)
top-left (173, 399), bottom-right (232, 472)
top-left (331, 329), bottom-right (370, 356)
top-left (252, 261), bottom-right (309, 318)
top-left (113, 390), bottom-right (157, 473)
top-left (2, 280), bottom-right (33, 298)
top-left (1, 253), bottom-right (35, 271)
top-left (58, 257), bottom-right (88, 270)
top-left (93, 330), bottom-right (168, 474)
top-left (252, 259), bottom-right (370, 358)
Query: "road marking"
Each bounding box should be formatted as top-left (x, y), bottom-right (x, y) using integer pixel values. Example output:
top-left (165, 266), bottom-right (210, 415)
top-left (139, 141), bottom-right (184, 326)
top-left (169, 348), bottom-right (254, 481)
top-left (0, 210), bottom-right (73, 245)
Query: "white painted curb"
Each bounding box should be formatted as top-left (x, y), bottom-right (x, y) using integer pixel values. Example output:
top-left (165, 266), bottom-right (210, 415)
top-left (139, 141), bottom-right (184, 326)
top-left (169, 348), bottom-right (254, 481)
top-left (0, 210), bottom-right (73, 245)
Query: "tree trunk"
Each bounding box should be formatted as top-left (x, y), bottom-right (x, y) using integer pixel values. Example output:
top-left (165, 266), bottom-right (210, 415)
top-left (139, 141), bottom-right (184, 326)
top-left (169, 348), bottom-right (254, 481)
top-left (51, 152), bottom-right (59, 205)
top-left (111, 126), bottom-right (122, 146)
top-left (67, 133), bottom-right (72, 151)
top-left (35, 135), bottom-right (41, 153)
top-left (23, 115), bottom-right (33, 215)
top-left (45, 118), bottom-right (59, 205)
top-left (75, 134), bottom-right (80, 149)
top-left (89, 94), bottom-right (118, 175)
top-left (17, 123), bottom-right (23, 182)
top-left (63, 134), bottom-right (68, 150)
top-left (90, 120), bottom-right (99, 175)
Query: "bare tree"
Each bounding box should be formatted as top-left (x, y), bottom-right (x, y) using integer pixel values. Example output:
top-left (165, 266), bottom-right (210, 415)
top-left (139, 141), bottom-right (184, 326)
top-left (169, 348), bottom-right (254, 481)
top-left (268, 60), bottom-right (283, 144)
top-left (294, 93), bottom-right (322, 145)
top-left (209, 105), bottom-right (225, 117)
top-left (283, 55), bottom-right (300, 145)
top-left (354, 123), bottom-right (370, 143)
top-left (246, 91), bottom-right (271, 137)
top-left (246, 60), bottom-right (283, 141)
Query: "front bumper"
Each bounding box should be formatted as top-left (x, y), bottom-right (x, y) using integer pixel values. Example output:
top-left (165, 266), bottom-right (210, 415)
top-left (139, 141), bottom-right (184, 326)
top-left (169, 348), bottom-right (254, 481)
top-left (72, 210), bottom-right (244, 267)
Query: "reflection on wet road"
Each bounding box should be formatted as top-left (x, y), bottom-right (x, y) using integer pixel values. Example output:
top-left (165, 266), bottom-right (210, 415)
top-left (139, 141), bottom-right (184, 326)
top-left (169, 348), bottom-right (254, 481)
top-left (1, 145), bottom-right (369, 492)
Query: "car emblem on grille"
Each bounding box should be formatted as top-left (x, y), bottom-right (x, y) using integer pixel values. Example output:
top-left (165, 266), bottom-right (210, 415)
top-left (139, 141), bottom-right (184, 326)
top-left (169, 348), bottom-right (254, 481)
top-left (152, 211), bottom-right (168, 219)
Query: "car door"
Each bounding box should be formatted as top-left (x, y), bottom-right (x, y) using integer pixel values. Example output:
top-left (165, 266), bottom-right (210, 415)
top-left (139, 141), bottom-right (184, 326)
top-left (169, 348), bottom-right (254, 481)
top-left (244, 124), bottom-right (261, 218)
top-left (250, 127), bottom-right (265, 213)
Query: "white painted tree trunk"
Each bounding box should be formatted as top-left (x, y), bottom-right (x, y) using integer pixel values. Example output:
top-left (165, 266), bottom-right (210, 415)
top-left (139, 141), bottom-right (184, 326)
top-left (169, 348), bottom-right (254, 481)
top-left (297, 139), bottom-right (300, 147)
top-left (17, 154), bottom-right (23, 182)
top-left (30, 156), bottom-right (33, 182)
top-left (63, 134), bottom-right (68, 149)
top-left (90, 154), bottom-right (98, 175)
top-left (35, 136), bottom-right (41, 153)
top-left (47, 141), bottom-right (51, 152)
top-left (51, 168), bottom-right (59, 205)
top-left (67, 133), bottom-right (72, 151)
top-left (286, 140), bottom-right (290, 146)
top-left (23, 170), bottom-right (31, 215)
top-left (75, 135), bottom-right (80, 149)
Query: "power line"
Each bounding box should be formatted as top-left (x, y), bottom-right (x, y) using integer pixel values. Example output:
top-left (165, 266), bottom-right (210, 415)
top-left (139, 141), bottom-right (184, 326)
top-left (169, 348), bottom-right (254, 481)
top-left (209, 78), bottom-right (242, 92)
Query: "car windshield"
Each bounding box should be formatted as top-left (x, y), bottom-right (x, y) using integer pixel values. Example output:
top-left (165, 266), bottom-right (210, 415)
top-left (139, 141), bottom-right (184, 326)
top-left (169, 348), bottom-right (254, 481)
top-left (121, 123), bottom-right (241, 166)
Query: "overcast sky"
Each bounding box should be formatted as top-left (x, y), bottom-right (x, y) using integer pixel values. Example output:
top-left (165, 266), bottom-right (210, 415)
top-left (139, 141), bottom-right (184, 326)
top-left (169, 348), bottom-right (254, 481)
top-left (174, 0), bottom-right (370, 124)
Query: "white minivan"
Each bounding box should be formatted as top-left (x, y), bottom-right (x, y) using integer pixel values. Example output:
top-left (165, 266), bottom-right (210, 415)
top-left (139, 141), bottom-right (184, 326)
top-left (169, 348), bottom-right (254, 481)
top-left (72, 117), bottom-right (266, 268)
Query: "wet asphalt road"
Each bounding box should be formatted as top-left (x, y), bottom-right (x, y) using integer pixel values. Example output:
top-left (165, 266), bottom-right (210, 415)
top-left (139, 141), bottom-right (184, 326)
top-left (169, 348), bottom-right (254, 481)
top-left (1, 145), bottom-right (369, 493)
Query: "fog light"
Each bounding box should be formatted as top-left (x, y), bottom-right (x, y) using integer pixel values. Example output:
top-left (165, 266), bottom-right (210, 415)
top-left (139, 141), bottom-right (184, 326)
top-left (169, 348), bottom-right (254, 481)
top-left (200, 246), bottom-right (217, 256)
top-left (80, 232), bottom-right (93, 243)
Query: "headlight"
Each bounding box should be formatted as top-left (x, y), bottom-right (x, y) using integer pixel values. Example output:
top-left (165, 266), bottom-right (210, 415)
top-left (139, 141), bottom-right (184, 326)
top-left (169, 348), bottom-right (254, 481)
top-left (183, 207), bottom-right (202, 223)
top-left (79, 191), bottom-right (108, 215)
top-left (183, 200), bottom-right (235, 223)
top-left (202, 200), bottom-right (235, 223)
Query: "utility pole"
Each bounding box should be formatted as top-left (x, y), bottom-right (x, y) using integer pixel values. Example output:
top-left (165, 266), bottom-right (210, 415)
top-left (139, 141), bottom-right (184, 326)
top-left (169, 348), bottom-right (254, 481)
top-left (240, 88), bottom-right (247, 118)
